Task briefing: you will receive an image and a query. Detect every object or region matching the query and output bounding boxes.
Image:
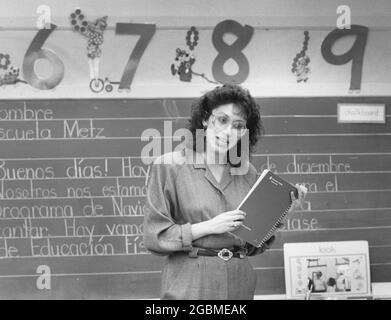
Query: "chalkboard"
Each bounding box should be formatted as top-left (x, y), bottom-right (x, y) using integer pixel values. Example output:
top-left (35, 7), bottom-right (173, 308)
top-left (0, 97), bottom-right (390, 299)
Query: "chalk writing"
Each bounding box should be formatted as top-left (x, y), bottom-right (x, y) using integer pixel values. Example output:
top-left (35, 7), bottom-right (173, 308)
top-left (0, 160), bottom-right (54, 180)
top-left (66, 158), bottom-right (108, 178)
top-left (0, 103), bottom-right (53, 121)
top-left (283, 218), bottom-right (318, 231)
top-left (31, 237), bottom-right (115, 257)
top-left (63, 120), bottom-right (105, 139)
top-left (287, 155), bottom-right (351, 173)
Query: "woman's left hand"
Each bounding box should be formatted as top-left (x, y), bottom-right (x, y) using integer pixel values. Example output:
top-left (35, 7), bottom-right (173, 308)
top-left (288, 184), bottom-right (307, 213)
top-left (275, 184), bottom-right (307, 231)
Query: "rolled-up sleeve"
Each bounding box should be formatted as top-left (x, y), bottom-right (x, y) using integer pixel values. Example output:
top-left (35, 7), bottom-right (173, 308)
top-left (143, 162), bottom-right (193, 255)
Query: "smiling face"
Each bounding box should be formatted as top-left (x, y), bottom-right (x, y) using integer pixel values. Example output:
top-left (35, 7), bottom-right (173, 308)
top-left (202, 103), bottom-right (247, 162)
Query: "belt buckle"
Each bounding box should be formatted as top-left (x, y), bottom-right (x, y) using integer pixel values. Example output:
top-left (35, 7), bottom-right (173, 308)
top-left (217, 248), bottom-right (233, 261)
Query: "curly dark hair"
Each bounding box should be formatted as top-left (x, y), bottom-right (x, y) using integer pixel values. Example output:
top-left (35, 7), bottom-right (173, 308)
top-left (187, 84), bottom-right (264, 155)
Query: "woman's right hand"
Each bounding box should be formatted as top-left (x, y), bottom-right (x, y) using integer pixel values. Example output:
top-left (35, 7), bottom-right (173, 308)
top-left (206, 210), bottom-right (246, 234)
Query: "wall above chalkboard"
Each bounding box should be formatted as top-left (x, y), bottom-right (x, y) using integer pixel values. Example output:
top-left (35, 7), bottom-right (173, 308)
top-left (1, 14), bottom-right (391, 98)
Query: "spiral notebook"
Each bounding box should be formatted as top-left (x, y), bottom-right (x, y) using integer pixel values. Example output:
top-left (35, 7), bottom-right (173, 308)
top-left (231, 169), bottom-right (298, 247)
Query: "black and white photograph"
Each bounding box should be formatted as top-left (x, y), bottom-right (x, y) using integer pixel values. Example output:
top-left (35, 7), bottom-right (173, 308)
top-left (0, 0), bottom-right (390, 305)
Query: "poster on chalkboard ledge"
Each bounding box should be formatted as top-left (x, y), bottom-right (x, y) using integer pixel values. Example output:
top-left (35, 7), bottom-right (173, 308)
top-left (284, 241), bottom-right (371, 300)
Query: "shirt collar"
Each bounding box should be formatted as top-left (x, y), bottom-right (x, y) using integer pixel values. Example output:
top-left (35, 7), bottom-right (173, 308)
top-left (183, 148), bottom-right (206, 169)
top-left (186, 148), bottom-right (250, 189)
top-left (188, 148), bottom-right (234, 191)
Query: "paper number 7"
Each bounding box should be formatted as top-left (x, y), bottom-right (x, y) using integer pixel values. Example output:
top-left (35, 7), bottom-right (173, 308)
top-left (115, 23), bottom-right (156, 90)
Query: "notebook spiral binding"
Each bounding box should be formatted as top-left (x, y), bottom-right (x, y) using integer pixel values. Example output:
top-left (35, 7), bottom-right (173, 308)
top-left (258, 203), bottom-right (292, 247)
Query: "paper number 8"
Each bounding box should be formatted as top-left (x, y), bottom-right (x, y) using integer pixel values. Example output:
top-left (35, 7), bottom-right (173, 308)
top-left (212, 20), bottom-right (254, 84)
top-left (22, 24), bottom-right (64, 90)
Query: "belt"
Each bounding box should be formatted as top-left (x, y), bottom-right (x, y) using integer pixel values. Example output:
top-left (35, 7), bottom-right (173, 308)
top-left (189, 247), bottom-right (247, 261)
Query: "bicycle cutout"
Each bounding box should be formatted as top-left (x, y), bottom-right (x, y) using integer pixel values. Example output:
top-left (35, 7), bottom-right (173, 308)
top-left (89, 77), bottom-right (120, 93)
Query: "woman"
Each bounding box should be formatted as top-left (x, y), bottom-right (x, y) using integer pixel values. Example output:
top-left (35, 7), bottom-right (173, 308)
top-left (143, 84), bottom-right (306, 299)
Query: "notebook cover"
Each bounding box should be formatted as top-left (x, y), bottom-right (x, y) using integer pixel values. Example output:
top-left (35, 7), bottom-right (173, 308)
top-left (232, 169), bottom-right (298, 247)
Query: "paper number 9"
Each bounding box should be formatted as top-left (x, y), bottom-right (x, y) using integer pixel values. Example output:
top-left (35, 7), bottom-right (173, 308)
top-left (22, 23), bottom-right (64, 90)
top-left (115, 23), bottom-right (156, 90)
top-left (321, 25), bottom-right (368, 91)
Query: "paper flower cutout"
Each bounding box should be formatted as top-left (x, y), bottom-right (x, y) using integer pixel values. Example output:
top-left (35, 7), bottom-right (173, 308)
top-left (70, 9), bottom-right (108, 59)
top-left (186, 27), bottom-right (199, 50)
top-left (171, 26), bottom-right (217, 84)
top-left (171, 48), bottom-right (196, 82)
top-left (0, 53), bottom-right (25, 87)
top-left (0, 53), bottom-right (11, 70)
top-left (291, 31), bottom-right (311, 83)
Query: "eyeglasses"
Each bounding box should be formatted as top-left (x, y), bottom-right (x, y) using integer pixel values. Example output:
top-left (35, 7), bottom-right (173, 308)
top-left (210, 112), bottom-right (247, 133)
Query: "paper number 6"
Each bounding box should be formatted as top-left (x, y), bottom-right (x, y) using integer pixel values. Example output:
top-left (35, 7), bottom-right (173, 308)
top-left (115, 23), bottom-right (156, 90)
top-left (22, 23), bottom-right (64, 90)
